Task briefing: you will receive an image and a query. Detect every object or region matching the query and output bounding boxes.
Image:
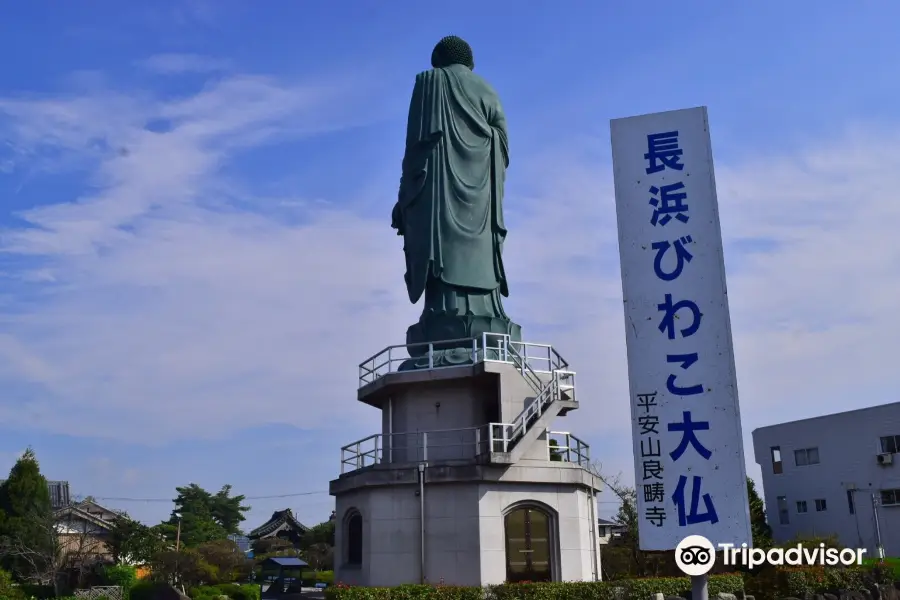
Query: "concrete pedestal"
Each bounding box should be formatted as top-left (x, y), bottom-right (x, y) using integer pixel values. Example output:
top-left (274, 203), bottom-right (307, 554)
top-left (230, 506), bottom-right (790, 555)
top-left (332, 462), bottom-right (600, 587)
top-left (331, 338), bottom-right (601, 587)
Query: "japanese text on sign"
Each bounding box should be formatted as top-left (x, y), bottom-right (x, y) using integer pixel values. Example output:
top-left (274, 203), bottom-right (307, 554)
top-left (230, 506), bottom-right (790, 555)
top-left (611, 107), bottom-right (752, 551)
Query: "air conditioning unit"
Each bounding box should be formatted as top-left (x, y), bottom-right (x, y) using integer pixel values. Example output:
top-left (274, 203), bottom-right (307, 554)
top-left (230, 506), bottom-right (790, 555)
top-left (877, 453), bottom-right (893, 466)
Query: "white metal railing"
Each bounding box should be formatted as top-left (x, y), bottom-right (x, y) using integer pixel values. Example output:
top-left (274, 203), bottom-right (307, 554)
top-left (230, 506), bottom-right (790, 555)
top-left (353, 333), bottom-right (578, 467)
top-left (547, 431), bottom-right (591, 467)
top-left (358, 332), bottom-right (569, 387)
top-left (340, 423), bottom-right (521, 474)
top-left (505, 369), bottom-right (576, 446)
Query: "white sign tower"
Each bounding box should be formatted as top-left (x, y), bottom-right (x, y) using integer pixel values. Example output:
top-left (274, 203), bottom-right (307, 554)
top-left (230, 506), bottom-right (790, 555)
top-left (610, 107), bottom-right (752, 596)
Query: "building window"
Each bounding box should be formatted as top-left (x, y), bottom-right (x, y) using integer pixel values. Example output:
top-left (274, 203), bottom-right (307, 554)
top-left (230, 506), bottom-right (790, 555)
top-left (880, 435), bottom-right (900, 454)
top-left (777, 496), bottom-right (789, 525)
top-left (881, 489), bottom-right (900, 507)
top-left (344, 509), bottom-right (363, 565)
top-left (771, 446), bottom-right (783, 474)
top-left (796, 500), bottom-right (808, 513)
top-left (815, 499), bottom-right (827, 512)
top-left (505, 504), bottom-right (555, 583)
top-left (794, 447), bottom-right (820, 466)
top-left (847, 490), bottom-right (855, 514)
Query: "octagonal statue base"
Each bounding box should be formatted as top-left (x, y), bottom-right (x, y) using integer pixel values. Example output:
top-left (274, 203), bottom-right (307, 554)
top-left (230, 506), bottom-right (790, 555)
top-left (330, 461), bottom-right (601, 587)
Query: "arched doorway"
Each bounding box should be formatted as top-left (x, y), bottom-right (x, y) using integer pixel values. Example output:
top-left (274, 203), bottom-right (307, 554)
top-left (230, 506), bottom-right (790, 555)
top-left (504, 505), bottom-right (553, 582)
top-left (344, 509), bottom-right (363, 566)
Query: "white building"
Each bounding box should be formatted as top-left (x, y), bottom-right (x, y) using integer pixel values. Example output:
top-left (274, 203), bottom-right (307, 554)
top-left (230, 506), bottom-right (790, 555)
top-left (752, 402), bottom-right (900, 557)
top-left (329, 334), bottom-right (602, 587)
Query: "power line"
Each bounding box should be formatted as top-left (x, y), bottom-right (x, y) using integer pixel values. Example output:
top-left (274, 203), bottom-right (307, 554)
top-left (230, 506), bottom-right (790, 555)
top-left (87, 491), bottom-right (621, 504)
top-left (88, 491), bottom-right (329, 503)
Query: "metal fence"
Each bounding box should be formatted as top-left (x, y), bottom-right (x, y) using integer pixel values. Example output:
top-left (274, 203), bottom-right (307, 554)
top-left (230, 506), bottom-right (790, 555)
top-left (74, 586), bottom-right (123, 600)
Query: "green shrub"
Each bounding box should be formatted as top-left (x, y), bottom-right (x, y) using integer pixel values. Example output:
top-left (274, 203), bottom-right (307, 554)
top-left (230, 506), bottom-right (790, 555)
top-left (862, 557), bottom-right (900, 580)
top-left (15, 584), bottom-right (54, 600)
top-left (189, 583), bottom-right (260, 600)
top-left (323, 573), bottom-right (743, 600)
top-left (0, 568), bottom-right (24, 600)
top-left (774, 565), bottom-right (892, 597)
top-left (130, 580), bottom-right (177, 600)
top-left (102, 564), bottom-right (138, 597)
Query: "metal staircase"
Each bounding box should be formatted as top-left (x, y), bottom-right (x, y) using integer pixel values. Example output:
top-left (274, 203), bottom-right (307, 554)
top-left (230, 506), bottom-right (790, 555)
top-left (489, 336), bottom-right (577, 463)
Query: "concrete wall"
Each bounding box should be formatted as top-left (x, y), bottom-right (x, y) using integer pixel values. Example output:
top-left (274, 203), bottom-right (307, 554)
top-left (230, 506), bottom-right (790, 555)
top-left (478, 483), bottom-right (598, 585)
top-left (333, 478), bottom-right (599, 587)
top-left (752, 401), bottom-right (900, 556)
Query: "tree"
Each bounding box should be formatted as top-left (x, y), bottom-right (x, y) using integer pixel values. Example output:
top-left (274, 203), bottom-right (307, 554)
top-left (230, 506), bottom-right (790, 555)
top-left (157, 484), bottom-right (250, 548)
top-left (0, 449), bottom-right (52, 518)
top-left (298, 520), bottom-right (336, 571)
top-left (150, 540), bottom-right (252, 588)
top-left (251, 537), bottom-right (295, 558)
top-left (588, 462), bottom-right (676, 579)
top-left (301, 520), bottom-right (335, 550)
top-left (746, 477), bottom-right (773, 548)
top-left (301, 543), bottom-right (333, 572)
top-left (195, 539), bottom-right (252, 583)
top-left (108, 514), bottom-right (166, 565)
top-left (0, 448), bottom-right (58, 590)
top-left (209, 485), bottom-right (249, 535)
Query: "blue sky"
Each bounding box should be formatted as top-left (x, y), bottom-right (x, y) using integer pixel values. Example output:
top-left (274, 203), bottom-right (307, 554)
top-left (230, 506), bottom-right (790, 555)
top-left (1, 0), bottom-right (899, 529)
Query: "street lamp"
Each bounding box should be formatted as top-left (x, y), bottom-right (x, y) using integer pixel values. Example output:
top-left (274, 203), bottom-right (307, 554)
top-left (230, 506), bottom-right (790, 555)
top-left (174, 512), bottom-right (182, 552)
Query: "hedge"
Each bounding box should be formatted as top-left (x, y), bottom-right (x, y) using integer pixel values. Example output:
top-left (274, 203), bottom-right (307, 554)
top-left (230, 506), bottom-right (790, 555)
top-left (189, 583), bottom-right (261, 600)
top-left (771, 565), bottom-right (894, 597)
top-left (324, 573), bottom-right (743, 600)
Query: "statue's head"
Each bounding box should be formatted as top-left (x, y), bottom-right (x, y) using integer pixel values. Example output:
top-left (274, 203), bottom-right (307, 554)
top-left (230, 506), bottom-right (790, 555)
top-left (431, 36), bottom-right (474, 70)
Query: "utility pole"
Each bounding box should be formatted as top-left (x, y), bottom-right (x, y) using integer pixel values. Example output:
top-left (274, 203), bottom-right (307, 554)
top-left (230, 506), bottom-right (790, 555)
top-left (849, 488), bottom-right (885, 562)
top-left (871, 493), bottom-right (885, 562)
top-left (174, 512), bottom-right (183, 587)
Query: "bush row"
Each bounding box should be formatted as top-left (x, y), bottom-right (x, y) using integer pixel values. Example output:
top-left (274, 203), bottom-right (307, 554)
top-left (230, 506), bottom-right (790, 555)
top-left (128, 581), bottom-right (261, 600)
top-left (324, 573), bottom-right (744, 600)
top-left (307, 570), bottom-right (335, 585)
top-left (756, 565), bottom-right (895, 598)
top-left (188, 583), bottom-right (261, 600)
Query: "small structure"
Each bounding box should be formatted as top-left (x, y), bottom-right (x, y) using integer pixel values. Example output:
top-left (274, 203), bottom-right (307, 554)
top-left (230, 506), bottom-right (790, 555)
top-left (596, 518), bottom-right (626, 546)
top-left (248, 509), bottom-right (309, 548)
top-left (259, 557), bottom-right (308, 598)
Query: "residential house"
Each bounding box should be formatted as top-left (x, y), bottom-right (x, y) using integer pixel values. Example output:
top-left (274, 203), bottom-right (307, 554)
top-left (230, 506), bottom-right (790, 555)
top-left (53, 500), bottom-right (120, 565)
top-left (596, 518), bottom-right (626, 546)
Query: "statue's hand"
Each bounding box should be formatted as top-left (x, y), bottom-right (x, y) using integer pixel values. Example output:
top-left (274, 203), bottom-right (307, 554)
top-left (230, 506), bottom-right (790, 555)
top-left (391, 202), bottom-right (404, 235)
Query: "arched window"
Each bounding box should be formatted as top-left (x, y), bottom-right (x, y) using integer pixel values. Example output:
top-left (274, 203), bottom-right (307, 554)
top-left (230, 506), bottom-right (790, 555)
top-left (344, 509), bottom-right (363, 565)
top-left (504, 504), bottom-right (554, 583)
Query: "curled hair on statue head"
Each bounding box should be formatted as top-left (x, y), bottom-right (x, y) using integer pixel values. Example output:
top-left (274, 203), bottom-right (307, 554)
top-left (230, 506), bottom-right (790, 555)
top-left (431, 35), bottom-right (474, 70)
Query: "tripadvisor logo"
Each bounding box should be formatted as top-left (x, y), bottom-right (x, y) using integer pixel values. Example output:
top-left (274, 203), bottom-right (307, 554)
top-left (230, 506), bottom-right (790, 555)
top-left (675, 535), bottom-right (866, 575)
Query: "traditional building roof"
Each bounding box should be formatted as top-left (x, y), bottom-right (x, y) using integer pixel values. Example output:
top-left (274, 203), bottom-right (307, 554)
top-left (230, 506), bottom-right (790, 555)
top-left (73, 499), bottom-right (125, 523)
top-left (54, 504), bottom-right (115, 534)
top-left (248, 509), bottom-right (309, 540)
top-left (597, 517), bottom-right (626, 528)
top-left (0, 479), bottom-right (71, 509)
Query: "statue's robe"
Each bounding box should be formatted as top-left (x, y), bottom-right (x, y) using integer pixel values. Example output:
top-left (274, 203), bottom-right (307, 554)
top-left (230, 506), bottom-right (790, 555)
top-left (393, 64), bottom-right (510, 311)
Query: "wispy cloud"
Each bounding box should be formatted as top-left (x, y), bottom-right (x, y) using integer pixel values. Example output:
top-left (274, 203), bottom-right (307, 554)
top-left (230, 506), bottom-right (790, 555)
top-left (0, 65), bottom-right (897, 501)
top-left (0, 69), bottom-right (404, 440)
top-left (138, 53), bottom-right (231, 75)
